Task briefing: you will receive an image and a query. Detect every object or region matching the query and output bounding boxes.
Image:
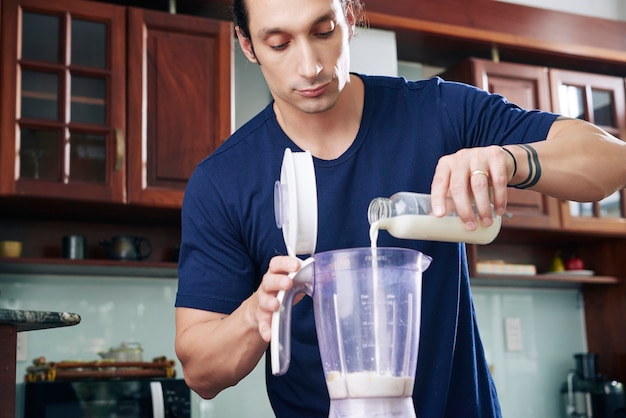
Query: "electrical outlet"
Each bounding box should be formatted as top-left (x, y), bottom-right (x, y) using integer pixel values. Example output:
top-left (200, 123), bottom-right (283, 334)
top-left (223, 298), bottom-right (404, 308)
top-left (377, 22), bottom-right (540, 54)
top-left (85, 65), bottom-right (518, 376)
top-left (16, 332), bottom-right (28, 362)
top-left (504, 317), bottom-right (523, 352)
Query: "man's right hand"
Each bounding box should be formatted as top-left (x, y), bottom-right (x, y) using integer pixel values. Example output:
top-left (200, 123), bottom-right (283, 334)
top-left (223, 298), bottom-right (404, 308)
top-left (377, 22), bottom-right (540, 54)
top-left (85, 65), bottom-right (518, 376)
top-left (254, 255), bottom-right (302, 342)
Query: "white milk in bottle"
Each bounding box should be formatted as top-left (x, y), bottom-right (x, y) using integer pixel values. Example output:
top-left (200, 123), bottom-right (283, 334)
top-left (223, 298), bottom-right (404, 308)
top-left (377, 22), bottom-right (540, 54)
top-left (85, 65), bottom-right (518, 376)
top-left (368, 192), bottom-right (501, 245)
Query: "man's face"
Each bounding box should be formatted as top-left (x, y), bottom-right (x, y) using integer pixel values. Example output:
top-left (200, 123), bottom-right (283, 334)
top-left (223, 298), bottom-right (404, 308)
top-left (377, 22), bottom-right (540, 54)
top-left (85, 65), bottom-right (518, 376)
top-left (238, 0), bottom-right (353, 115)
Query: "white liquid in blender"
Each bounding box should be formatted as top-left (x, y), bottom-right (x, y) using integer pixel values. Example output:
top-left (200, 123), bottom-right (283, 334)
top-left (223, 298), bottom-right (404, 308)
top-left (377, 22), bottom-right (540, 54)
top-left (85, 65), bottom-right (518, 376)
top-left (326, 371), bottom-right (414, 399)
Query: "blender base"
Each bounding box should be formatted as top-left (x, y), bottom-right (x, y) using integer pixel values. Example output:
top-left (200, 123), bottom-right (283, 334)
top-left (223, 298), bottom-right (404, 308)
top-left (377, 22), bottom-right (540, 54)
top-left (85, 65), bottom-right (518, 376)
top-left (329, 397), bottom-right (416, 418)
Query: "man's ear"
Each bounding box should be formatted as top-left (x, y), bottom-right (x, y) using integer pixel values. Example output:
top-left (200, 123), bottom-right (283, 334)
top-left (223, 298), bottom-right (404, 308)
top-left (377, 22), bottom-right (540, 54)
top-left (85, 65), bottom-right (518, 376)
top-left (235, 26), bottom-right (258, 63)
top-left (345, 4), bottom-right (356, 39)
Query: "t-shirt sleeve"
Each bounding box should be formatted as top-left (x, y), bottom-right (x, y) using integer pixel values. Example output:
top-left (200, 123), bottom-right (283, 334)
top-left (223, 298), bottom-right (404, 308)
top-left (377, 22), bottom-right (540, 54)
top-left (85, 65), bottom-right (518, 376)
top-left (175, 165), bottom-right (259, 314)
top-left (436, 78), bottom-right (559, 148)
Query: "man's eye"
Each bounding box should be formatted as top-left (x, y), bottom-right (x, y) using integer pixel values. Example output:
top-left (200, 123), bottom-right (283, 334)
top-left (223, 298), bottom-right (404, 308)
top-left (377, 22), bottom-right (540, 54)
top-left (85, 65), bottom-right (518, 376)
top-left (317, 29), bottom-right (334, 38)
top-left (270, 42), bottom-right (289, 51)
top-left (316, 21), bottom-right (335, 38)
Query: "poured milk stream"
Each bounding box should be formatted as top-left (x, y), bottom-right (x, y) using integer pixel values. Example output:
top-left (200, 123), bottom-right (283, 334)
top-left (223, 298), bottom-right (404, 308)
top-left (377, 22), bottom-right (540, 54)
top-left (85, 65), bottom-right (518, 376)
top-left (323, 222), bottom-right (412, 400)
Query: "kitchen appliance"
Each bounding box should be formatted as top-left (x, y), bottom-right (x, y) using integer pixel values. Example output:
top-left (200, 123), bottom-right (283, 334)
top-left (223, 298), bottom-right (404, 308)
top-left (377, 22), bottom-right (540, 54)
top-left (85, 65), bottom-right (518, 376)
top-left (24, 378), bottom-right (190, 418)
top-left (100, 235), bottom-right (152, 261)
top-left (273, 247), bottom-right (431, 417)
top-left (271, 149), bottom-right (432, 418)
top-left (62, 235), bottom-right (86, 259)
top-left (561, 353), bottom-right (626, 418)
top-left (98, 341), bottom-right (144, 362)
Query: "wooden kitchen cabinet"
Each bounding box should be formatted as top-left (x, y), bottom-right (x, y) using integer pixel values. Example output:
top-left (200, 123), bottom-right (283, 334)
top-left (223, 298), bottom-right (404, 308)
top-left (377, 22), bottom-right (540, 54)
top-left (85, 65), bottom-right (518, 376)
top-left (548, 69), bottom-right (626, 234)
top-left (0, 0), bottom-right (127, 202)
top-left (0, 0), bottom-right (232, 209)
top-left (441, 58), bottom-right (626, 235)
top-left (440, 59), bottom-right (561, 230)
top-left (126, 8), bottom-right (232, 208)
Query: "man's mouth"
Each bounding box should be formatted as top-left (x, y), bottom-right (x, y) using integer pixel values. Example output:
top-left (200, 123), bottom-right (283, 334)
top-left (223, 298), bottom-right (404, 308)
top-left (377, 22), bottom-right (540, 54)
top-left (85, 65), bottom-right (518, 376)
top-left (297, 81), bottom-right (331, 98)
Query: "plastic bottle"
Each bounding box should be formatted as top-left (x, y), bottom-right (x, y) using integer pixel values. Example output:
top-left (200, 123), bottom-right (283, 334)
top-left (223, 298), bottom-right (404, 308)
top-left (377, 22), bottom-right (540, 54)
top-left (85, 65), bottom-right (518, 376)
top-left (367, 192), bottom-right (501, 245)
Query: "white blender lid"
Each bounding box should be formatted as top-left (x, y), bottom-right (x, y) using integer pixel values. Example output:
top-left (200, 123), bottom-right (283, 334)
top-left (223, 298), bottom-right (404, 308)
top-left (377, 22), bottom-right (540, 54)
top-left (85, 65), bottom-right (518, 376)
top-left (274, 149), bottom-right (318, 257)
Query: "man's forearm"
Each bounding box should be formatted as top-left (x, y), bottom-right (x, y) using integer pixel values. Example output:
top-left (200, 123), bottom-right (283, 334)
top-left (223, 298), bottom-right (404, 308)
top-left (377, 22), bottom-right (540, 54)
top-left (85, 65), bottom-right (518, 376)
top-left (175, 296), bottom-right (268, 399)
top-left (505, 118), bottom-right (626, 201)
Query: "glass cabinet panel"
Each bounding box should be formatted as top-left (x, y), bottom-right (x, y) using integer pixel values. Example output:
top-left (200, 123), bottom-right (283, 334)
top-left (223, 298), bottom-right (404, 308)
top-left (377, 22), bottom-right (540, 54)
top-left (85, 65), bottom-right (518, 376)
top-left (19, 128), bottom-right (61, 181)
top-left (71, 76), bottom-right (107, 124)
top-left (568, 201), bottom-right (593, 218)
top-left (22, 12), bottom-right (60, 63)
top-left (591, 89), bottom-right (614, 127)
top-left (598, 192), bottom-right (622, 219)
top-left (558, 85), bottom-right (585, 120)
top-left (71, 19), bottom-right (107, 68)
top-left (556, 79), bottom-right (618, 131)
top-left (568, 195), bottom-right (623, 219)
top-left (69, 132), bottom-right (107, 183)
top-left (21, 70), bottom-right (59, 120)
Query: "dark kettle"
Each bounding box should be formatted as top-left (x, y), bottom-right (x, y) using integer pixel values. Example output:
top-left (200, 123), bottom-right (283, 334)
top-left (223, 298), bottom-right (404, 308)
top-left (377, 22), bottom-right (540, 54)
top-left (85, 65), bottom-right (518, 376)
top-left (100, 235), bottom-right (152, 261)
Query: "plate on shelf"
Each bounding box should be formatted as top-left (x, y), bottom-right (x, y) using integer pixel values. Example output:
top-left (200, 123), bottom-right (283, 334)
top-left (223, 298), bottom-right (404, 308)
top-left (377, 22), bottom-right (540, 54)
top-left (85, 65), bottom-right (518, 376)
top-left (545, 269), bottom-right (595, 276)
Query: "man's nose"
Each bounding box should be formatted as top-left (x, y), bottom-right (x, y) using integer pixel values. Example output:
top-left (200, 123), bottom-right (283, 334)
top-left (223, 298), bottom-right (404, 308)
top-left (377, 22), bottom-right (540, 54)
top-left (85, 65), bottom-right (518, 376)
top-left (297, 42), bottom-right (322, 79)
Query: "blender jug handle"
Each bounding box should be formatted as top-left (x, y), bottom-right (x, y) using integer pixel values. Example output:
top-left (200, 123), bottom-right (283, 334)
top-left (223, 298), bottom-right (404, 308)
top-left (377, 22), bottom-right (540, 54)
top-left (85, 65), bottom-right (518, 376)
top-left (271, 257), bottom-right (315, 376)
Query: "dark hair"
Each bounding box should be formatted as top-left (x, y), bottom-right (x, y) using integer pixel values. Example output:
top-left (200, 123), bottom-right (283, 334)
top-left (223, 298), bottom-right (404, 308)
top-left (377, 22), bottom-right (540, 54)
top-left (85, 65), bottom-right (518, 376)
top-left (233, 0), bottom-right (367, 40)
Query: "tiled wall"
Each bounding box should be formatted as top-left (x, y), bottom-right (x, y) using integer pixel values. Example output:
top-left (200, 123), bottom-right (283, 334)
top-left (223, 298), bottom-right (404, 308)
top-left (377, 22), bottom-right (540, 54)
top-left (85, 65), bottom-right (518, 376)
top-left (472, 286), bottom-right (587, 418)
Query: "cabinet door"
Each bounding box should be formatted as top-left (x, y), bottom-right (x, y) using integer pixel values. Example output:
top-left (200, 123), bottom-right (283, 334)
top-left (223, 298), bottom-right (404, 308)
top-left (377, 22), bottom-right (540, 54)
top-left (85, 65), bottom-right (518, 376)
top-left (440, 59), bottom-right (560, 229)
top-left (126, 8), bottom-right (232, 208)
top-left (0, 0), bottom-right (126, 202)
top-left (549, 69), bottom-right (626, 234)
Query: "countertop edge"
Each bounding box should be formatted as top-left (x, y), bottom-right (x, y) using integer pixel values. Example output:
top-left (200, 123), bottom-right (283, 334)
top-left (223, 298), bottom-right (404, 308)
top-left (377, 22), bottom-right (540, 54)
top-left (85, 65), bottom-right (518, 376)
top-left (0, 309), bottom-right (81, 332)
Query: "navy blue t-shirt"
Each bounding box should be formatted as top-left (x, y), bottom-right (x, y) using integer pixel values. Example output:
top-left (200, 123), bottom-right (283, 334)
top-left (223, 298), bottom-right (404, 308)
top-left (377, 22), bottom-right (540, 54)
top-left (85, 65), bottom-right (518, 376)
top-left (176, 74), bottom-right (558, 417)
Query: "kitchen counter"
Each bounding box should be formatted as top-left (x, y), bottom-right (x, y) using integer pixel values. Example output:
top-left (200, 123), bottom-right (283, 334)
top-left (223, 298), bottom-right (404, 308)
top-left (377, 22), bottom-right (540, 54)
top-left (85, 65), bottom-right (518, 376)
top-left (0, 309), bottom-right (81, 418)
top-left (0, 308), bottom-right (81, 331)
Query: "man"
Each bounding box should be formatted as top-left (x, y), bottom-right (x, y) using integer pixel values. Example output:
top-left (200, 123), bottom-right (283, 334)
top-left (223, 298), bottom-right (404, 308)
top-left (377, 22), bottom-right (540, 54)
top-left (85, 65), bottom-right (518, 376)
top-left (174, 0), bottom-right (626, 416)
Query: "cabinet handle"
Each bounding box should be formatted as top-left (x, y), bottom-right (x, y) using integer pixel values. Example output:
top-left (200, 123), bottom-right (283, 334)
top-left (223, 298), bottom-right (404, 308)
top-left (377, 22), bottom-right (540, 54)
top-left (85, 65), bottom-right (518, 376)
top-left (115, 128), bottom-right (124, 171)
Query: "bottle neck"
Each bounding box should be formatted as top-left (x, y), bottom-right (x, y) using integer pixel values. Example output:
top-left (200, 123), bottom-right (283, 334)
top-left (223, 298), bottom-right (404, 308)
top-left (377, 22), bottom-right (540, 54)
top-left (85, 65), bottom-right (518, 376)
top-left (368, 197), bottom-right (393, 224)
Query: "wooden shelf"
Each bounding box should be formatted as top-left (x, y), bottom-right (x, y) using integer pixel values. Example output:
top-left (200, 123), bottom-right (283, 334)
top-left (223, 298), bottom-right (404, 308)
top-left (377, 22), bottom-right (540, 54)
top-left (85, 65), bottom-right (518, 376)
top-left (0, 257), bottom-right (178, 278)
top-left (471, 272), bottom-right (620, 289)
top-left (533, 273), bottom-right (619, 284)
top-left (2, 258), bottom-right (617, 287)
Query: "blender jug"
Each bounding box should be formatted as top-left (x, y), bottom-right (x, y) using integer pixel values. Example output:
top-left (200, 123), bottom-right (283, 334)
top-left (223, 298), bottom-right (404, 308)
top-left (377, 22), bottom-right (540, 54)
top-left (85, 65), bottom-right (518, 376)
top-left (273, 247), bottom-right (431, 417)
top-left (271, 149), bottom-right (432, 417)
